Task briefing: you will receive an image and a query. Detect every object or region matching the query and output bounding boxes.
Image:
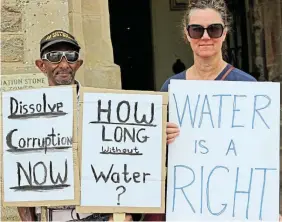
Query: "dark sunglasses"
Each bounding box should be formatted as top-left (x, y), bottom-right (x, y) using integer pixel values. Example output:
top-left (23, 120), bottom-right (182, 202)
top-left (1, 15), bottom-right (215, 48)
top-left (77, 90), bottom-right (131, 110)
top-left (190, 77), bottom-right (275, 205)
top-left (42, 51), bottom-right (79, 63)
top-left (187, 24), bottom-right (225, 39)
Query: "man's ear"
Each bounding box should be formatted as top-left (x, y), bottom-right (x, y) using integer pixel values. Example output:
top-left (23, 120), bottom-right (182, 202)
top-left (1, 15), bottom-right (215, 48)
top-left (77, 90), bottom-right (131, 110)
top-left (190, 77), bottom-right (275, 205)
top-left (35, 59), bottom-right (46, 73)
top-left (75, 59), bottom-right (83, 71)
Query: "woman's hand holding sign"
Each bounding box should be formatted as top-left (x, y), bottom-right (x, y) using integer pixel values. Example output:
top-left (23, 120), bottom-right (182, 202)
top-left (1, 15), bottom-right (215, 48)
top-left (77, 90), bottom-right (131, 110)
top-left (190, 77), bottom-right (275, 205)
top-left (166, 122), bottom-right (180, 144)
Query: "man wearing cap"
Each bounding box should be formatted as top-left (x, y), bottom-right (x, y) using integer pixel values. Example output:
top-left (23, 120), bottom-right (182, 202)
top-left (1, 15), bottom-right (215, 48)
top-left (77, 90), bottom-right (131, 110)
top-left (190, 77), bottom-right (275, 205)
top-left (17, 30), bottom-right (140, 221)
top-left (36, 29), bottom-right (83, 87)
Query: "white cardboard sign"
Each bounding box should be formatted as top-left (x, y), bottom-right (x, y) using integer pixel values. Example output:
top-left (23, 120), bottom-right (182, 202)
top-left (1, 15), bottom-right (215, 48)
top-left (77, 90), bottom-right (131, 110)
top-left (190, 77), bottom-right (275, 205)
top-left (79, 90), bottom-right (165, 212)
top-left (166, 80), bottom-right (280, 221)
top-left (1, 86), bottom-right (77, 205)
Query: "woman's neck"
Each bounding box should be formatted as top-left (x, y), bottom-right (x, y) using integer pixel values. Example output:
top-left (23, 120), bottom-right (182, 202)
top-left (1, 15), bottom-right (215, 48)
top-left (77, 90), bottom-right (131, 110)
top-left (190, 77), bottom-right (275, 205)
top-left (188, 54), bottom-right (227, 80)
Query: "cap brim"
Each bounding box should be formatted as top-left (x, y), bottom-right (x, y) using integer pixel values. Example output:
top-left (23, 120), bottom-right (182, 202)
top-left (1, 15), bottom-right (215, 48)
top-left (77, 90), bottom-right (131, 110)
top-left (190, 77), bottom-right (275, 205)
top-left (40, 39), bottom-right (80, 55)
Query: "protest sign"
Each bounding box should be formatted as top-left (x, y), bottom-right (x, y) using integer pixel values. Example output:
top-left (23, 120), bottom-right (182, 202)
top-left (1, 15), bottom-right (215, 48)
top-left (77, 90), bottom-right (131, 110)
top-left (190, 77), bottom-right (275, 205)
top-left (1, 85), bottom-right (80, 206)
top-left (1, 73), bottom-right (48, 92)
top-left (76, 87), bottom-right (167, 213)
top-left (166, 80), bottom-right (280, 221)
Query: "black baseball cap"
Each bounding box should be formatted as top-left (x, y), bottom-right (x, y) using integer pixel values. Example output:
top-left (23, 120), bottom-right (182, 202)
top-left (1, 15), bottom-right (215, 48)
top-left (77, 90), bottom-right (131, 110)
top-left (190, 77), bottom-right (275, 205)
top-left (40, 30), bottom-right (81, 56)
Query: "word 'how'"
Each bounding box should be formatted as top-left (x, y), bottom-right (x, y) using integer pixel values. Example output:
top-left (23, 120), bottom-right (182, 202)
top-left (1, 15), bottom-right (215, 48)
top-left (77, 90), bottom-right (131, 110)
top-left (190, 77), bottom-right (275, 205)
top-left (90, 100), bottom-right (156, 126)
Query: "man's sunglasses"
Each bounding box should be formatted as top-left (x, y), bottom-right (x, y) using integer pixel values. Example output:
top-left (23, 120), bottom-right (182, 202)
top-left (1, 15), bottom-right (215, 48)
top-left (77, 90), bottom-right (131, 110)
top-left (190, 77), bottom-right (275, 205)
top-left (187, 24), bottom-right (225, 39)
top-left (42, 51), bottom-right (79, 64)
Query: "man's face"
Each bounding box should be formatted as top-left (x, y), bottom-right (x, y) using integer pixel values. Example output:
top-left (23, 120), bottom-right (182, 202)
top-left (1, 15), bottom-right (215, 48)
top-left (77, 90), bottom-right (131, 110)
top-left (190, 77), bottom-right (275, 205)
top-left (35, 43), bottom-right (83, 86)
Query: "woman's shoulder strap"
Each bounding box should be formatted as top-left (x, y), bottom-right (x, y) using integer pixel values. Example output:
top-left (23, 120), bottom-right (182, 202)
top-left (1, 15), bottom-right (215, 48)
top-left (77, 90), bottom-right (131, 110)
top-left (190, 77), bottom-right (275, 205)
top-left (220, 65), bottom-right (235, 80)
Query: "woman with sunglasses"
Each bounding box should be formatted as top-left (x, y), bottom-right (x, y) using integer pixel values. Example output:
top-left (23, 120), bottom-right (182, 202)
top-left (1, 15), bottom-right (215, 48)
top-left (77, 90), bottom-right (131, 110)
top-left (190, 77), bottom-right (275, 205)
top-left (162, 0), bottom-right (257, 143)
top-left (143, 0), bottom-right (282, 221)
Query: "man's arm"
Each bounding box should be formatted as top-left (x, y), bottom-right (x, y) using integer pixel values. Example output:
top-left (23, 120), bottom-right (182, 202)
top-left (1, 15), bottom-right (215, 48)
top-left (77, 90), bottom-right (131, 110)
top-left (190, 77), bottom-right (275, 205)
top-left (17, 207), bottom-right (36, 221)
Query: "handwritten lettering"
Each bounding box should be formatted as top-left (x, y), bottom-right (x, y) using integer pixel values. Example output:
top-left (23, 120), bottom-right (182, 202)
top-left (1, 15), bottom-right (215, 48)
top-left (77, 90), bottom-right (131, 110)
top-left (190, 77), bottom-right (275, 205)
top-left (90, 99), bottom-right (156, 126)
top-left (172, 165), bottom-right (277, 220)
top-left (173, 94), bottom-right (271, 129)
top-left (102, 126), bottom-right (149, 143)
top-left (8, 93), bottom-right (66, 119)
top-left (91, 164), bottom-right (150, 184)
top-left (101, 146), bottom-right (142, 156)
top-left (9, 160), bottom-right (69, 191)
top-left (194, 140), bottom-right (209, 154)
top-left (6, 127), bottom-right (72, 153)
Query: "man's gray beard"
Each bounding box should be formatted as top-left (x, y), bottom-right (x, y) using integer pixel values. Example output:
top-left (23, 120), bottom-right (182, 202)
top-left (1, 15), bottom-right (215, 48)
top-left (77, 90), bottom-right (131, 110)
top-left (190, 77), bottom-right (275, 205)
top-left (56, 78), bottom-right (74, 85)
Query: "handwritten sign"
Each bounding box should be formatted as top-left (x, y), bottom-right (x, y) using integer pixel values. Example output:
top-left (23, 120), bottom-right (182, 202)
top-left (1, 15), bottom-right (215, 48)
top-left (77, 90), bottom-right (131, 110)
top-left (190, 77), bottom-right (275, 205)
top-left (77, 88), bottom-right (167, 213)
top-left (1, 86), bottom-right (79, 206)
top-left (166, 80), bottom-right (280, 221)
top-left (1, 73), bottom-right (48, 92)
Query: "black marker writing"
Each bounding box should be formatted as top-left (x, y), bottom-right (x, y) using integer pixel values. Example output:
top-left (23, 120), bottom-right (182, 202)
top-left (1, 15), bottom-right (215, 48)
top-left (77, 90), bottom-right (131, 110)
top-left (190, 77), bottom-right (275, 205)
top-left (102, 126), bottom-right (149, 143)
top-left (33, 162), bottom-right (47, 185)
top-left (94, 99), bottom-right (155, 126)
top-left (91, 121), bottom-right (156, 127)
top-left (97, 100), bottom-right (111, 122)
top-left (9, 184), bottom-right (70, 191)
top-left (8, 93), bottom-right (67, 119)
top-left (11, 160), bottom-right (69, 191)
top-left (6, 128), bottom-right (72, 153)
top-left (91, 164), bottom-right (150, 184)
top-left (100, 146), bottom-right (142, 156)
top-left (117, 101), bottom-right (131, 123)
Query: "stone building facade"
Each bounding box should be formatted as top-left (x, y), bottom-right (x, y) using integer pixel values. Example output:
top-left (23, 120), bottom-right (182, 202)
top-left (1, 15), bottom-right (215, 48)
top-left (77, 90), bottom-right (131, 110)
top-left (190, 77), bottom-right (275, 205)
top-left (1, 0), bottom-right (121, 89)
top-left (1, 0), bottom-right (282, 220)
top-left (250, 0), bottom-right (282, 81)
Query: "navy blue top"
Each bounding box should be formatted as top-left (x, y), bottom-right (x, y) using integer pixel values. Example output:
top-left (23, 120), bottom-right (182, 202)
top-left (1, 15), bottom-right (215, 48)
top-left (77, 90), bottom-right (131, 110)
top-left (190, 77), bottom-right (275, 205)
top-left (160, 63), bottom-right (257, 92)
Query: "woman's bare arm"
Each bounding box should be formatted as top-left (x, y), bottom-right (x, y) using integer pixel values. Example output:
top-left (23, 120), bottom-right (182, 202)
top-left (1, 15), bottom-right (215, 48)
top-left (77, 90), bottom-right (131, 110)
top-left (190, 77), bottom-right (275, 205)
top-left (17, 207), bottom-right (36, 221)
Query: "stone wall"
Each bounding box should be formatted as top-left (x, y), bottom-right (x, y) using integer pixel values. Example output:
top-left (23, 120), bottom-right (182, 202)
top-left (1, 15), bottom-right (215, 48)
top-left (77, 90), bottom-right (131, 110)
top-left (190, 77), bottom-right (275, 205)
top-left (251, 0), bottom-right (282, 213)
top-left (1, 0), bottom-right (24, 64)
top-left (1, 0), bottom-right (71, 76)
top-left (250, 0), bottom-right (282, 81)
top-left (1, 0), bottom-right (121, 89)
top-left (261, 0), bottom-right (282, 81)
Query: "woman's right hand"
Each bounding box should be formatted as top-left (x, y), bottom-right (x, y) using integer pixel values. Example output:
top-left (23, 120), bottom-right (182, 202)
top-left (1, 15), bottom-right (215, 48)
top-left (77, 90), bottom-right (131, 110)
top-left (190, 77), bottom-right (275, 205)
top-left (166, 122), bottom-right (180, 144)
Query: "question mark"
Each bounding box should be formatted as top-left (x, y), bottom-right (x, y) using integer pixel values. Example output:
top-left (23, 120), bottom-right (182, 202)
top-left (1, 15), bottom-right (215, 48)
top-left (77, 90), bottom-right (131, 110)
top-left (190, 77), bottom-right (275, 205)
top-left (116, 185), bottom-right (126, 205)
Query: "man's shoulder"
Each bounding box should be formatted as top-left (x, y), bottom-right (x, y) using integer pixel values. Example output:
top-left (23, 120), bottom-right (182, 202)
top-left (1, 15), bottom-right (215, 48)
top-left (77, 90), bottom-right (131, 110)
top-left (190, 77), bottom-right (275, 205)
top-left (160, 71), bottom-right (186, 92)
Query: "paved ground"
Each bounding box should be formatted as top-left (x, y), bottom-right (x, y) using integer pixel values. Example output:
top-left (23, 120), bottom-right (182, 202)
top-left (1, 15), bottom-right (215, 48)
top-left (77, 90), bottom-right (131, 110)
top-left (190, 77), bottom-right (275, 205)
top-left (3, 207), bottom-right (21, 221)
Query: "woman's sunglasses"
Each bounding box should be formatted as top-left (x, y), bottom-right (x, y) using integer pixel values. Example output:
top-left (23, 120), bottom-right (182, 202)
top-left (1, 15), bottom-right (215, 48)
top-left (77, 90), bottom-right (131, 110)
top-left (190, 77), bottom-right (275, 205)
top-left (187, 24), bottom-right (225, 39)
top-left (42, 51), bottom-right (79, 64)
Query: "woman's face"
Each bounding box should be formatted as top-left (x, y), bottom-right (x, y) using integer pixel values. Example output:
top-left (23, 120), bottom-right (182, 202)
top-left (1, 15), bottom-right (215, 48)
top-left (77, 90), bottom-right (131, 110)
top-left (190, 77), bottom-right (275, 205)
top-left (185, 8), bottom-right (227, 58)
